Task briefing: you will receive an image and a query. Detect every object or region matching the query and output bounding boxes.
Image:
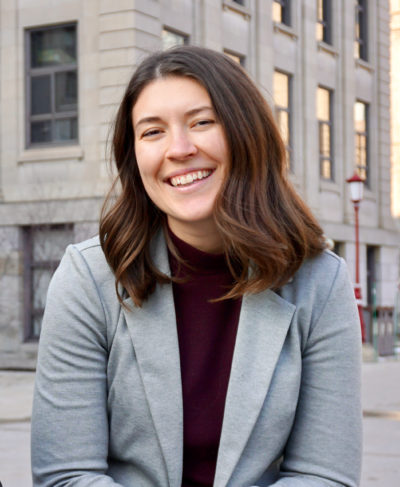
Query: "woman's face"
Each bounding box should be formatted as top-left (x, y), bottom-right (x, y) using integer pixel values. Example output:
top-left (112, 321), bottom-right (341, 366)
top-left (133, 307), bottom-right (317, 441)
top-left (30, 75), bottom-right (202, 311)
top-left (132, 76), bottom-right (229, 250)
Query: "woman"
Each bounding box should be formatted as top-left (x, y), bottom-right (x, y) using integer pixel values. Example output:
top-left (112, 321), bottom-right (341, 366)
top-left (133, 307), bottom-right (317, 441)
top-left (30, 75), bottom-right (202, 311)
top-left (31, 46), bottom-right (362, 487)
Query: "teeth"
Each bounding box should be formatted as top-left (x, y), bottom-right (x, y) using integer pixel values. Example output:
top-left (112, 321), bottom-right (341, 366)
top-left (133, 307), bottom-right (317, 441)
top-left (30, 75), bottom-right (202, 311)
top-left (170, 170), bottom-right (212, 187)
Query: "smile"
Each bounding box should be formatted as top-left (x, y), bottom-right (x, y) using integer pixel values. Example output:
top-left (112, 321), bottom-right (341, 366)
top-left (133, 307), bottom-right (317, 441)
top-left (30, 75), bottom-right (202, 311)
top-left (169, 169), bottom-right (213, 187)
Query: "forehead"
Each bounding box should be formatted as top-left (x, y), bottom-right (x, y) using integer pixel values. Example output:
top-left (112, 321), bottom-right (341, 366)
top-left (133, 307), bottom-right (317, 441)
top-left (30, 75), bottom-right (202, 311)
top-left (132, 76), bottom-right (212, 121)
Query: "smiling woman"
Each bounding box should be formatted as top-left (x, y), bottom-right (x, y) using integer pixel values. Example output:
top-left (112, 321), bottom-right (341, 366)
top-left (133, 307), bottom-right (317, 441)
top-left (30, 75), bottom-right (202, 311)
top-left (31, 46), bottom-right (362, 487)
top-left (133, 76), bottom-right (228, 252)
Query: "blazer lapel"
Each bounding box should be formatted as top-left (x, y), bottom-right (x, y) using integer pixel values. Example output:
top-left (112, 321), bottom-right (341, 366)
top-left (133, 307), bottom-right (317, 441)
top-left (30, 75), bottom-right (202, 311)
top-left (213, 289), bottom-right (296, 487)
top-left (122, 232), bottom-right (183, 487)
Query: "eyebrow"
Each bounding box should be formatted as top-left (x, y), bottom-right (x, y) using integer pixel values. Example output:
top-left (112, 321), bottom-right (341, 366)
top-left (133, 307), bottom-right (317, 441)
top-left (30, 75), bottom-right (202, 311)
top-left (134, 105), bottom-right (214, 131)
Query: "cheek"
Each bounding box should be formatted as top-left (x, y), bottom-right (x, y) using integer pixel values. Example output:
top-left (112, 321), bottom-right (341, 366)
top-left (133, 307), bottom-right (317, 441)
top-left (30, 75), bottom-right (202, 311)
top-left (135, 149), bottom-right (158, 182)
top-left (209, 128), bottom-right (230, 167)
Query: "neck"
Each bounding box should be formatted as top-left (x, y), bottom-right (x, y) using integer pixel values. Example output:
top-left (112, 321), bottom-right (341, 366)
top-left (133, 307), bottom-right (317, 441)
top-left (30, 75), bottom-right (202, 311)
top-left (167, 219), bottom-right (224, 254)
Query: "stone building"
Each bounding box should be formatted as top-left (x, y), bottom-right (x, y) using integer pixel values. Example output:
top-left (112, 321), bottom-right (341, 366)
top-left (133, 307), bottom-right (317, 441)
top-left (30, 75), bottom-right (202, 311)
top-left (0, 0), bottom-right (398, 368)
top-left (391, 0), bottom-right (400, 221)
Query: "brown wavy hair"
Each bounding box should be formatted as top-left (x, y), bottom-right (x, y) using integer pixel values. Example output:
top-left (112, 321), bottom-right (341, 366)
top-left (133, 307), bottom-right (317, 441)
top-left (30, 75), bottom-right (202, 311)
top-left (99, 46), bottom-right (326, 307)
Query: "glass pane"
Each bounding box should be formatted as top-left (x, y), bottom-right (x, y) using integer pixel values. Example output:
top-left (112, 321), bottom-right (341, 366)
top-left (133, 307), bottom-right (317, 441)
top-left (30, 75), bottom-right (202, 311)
top-left (31, 120), bottom-right (52, 143)
top-left (162, 29), bottom-right (186, 50)
top-left (317, 87), bottom-right (330, 120)
top-left (354, 40), bottom-right (360, 58)
top-left (317, 0), bottom-right (323, 21)
top-left (32, 315), bottom-right (43, 339)
top-left (320, 123), bottom-right (331, 156)
top-left (355, 134), bottom-right (361, 163)
top-left (278, 110), bottom-right (289, 143)
top-left (285, 147), bottom-right (291, 168)
top-left (33, 268), bottom-right (53, 310)
top-left (354, 101), bottom-right (366, 132)
top-left (355, 134), bottom-right (367, 166)
top-left (321, 159), bottom-right (332, 179)
top-left (316, 23), bottom-right (324, 42)
top-left (355, 20), bottom-right (360, 40)
top-left (31, 25), bottom-right (76, 68)
top-left (225, 52), bottom-right (242, 65)
top-left (357, 166), bottom-right (367, 181)
top-left (272, 2), bottom-right (282, 22)
top-left (55, 71), bottom-right (77, 112)
top-left (33, 225), bottom-right (74, 261)
top-left (360, 136), bottom-right (367, 166)
top-left (54, 118), bottom-right (78, 141)
top-left (274, 71), bottom-right (289, 107)
top-left (31, 75), bottom-right (51, 115)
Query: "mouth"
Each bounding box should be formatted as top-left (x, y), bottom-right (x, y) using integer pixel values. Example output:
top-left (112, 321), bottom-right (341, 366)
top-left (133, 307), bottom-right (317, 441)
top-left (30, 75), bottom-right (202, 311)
top-left (168, 169), bottom-right (214, 187)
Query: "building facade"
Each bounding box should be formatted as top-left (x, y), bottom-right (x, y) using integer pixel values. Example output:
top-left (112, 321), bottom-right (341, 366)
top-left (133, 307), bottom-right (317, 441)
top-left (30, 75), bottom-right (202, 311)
top-left (391, 0), bottom-right (400, 221)
top-left (0, 0), bottom-right (399, 368)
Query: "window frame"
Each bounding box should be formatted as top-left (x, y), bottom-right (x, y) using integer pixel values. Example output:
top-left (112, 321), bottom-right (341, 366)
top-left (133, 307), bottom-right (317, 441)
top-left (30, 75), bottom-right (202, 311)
top-left (317, 86), bottom-right (334, 181)
top-left (354, 100), bottom-right (370, 186)
top-left (354, 0), bottom-right (368, 61)
top-left (161, 27), bottom-right (189, 50)
top-left (25, 23), bottom-right (79, 148)
top-left (273, 70), bottom-right (293, 170)
top-left (22, 223), bottom-right (74, 341)
top-left (223, 49), bottom-right (246, 67)
top-left (272, 0), bottom-right (291, 26)
top-left (316, 0), bottom-right (332, 45)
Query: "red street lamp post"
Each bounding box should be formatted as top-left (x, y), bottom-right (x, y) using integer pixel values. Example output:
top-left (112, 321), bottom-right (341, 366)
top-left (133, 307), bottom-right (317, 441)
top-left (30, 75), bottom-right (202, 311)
top-left (346, 172), bottom-right (366, 342)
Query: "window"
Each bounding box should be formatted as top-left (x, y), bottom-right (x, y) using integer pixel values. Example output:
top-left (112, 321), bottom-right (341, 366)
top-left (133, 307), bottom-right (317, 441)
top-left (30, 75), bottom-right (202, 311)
top-left (162, 28), bottom-right (189, 50)
top-left (354, 0), bottom-right (368, 60)
top-left (366, 245), bottom-right (378, 306)
top-left (22, 224), bottom-right (74, 340)
top-left (26, 24), bottom-right (78, 146)
top-left (316, 0), bottom-right (332, 44)
top-left (224, 50), bottom-right (245, 67)
top-left (232, 0), bottom-right (245, 4)
top-left (317, 87), bottom-right (333, 180)
top-left (354, 100), bottom-right (369, 183)
top-left (272, 0), bottom-right (291, 26)
top-left (273, 71), bottom-right (292, 168)
top-left (332, 241), bottom-right (344, 258)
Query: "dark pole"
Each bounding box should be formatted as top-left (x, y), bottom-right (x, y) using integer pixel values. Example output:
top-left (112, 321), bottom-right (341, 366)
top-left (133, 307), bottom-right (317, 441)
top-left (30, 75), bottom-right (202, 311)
top-left (353, 200), bottom-right (365, 342)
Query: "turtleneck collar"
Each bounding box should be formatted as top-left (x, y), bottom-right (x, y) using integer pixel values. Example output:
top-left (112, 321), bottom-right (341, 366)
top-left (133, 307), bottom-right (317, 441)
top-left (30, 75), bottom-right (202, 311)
top-left (167, 227), bottom-right (229, 275)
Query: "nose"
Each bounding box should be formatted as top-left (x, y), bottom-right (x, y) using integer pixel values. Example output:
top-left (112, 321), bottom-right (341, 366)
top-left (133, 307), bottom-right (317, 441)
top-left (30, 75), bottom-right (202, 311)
top-left (165, 128), bottom-right (197, 161)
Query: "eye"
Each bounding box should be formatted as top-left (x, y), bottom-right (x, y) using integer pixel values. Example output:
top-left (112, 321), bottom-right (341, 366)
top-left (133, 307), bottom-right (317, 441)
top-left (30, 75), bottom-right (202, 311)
top-left (141, 128), bottom-right (162, 138)
top-left (193, 119), bottom-right (215, 128)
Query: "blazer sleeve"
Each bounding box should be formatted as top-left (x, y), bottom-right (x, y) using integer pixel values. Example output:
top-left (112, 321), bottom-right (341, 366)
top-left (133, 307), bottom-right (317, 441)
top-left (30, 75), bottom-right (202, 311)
top-left (31, 245), bottom-right (124, 486)
top-left (269, 258), bottom-right (363, 487)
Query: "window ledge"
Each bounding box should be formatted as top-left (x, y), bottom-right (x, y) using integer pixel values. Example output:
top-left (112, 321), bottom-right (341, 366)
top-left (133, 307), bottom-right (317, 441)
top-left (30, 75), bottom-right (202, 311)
top-left (273, 22), bottom-right (298, 40)
top-left (362, 186), bottom-right (376, 201)
top-left (317, 41), bottom-right (339, 57)
top-left (18, 145), bottom-right (84, 163)
top-left (222, 1), bottom-right (251, 20)
top-left (320, 178), bottom-right (340, 193)
top-left (355, 58), bottom-right (374, 73)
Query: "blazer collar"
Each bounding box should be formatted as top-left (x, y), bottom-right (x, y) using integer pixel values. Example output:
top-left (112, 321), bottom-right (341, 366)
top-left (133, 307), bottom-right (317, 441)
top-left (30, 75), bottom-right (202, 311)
top-left (122, 231), bottom-right (296, 487)
top-left (213, 289), bottom-right (296, 487)
top-left (122, 231), bottom-right (183, 487)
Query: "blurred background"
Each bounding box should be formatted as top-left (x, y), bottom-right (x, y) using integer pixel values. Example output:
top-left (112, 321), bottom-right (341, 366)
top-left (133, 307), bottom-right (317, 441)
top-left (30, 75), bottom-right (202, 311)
top-left (0, 0), bottom-right (399, 485)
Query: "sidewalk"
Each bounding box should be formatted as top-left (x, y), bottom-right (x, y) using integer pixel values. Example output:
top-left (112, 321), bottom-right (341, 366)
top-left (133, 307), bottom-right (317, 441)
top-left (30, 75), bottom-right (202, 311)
top-left (360, 359), bottom-right (400, 486)
top-left (0, 371), bottom-right (34, 487)
top-left (1, 360), bottom-right (399, 486)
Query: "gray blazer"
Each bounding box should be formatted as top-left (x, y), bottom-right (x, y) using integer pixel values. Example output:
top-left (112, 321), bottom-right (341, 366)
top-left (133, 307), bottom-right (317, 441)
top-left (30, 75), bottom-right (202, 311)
top-left (31, 232), bottom-right (362, 487)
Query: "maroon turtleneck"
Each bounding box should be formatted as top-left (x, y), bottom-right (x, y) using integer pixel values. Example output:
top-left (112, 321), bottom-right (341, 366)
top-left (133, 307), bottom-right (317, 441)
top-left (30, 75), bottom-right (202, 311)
top-left (167, 230), bottom-right (242, 487)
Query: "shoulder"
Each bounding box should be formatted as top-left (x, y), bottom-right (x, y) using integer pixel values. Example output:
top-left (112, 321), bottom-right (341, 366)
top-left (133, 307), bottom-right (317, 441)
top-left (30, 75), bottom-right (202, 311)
top-left (280, 250), bottom-right (355, 332)
top-left (62, 235), bottom-right (114, 283)
top-left (294, 249), bottom-right (344, 289)
top-left (49, 235), bottom-right (118, 315)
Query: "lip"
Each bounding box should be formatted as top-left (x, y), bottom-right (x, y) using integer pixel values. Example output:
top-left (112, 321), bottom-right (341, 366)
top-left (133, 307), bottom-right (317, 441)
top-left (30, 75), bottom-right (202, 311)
top-left (163, 167), bottom-right (215, 182)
